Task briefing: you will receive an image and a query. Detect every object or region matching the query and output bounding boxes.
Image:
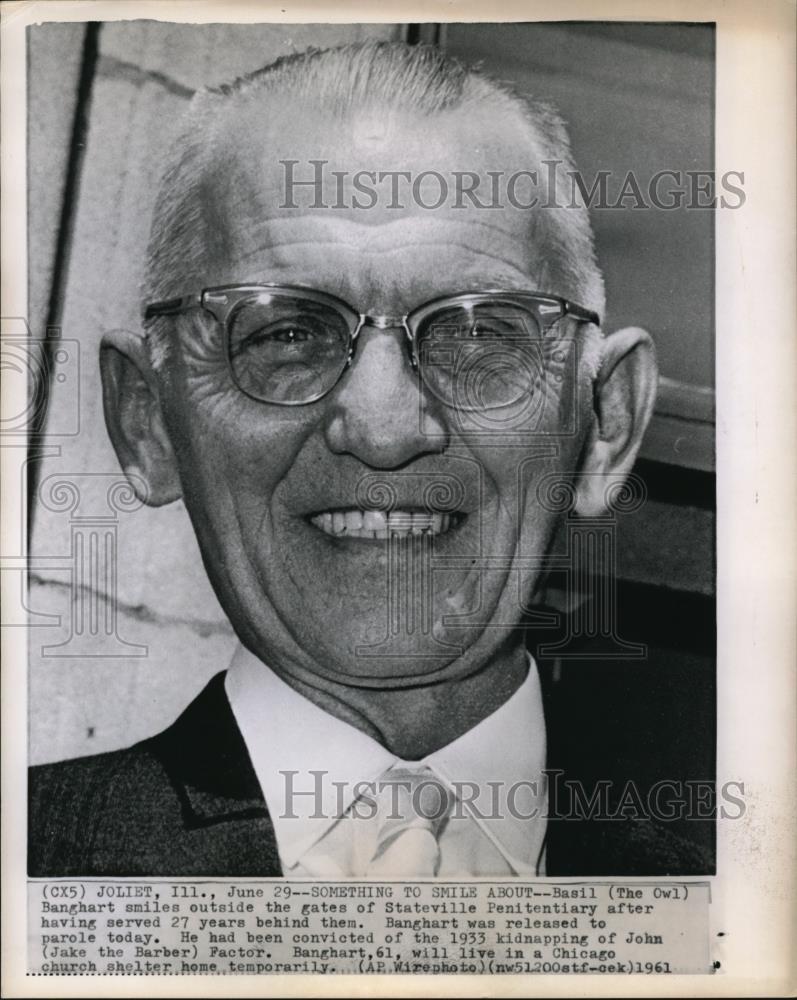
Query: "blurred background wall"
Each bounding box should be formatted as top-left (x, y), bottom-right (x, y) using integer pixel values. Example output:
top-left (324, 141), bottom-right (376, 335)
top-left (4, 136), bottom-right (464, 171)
top-left (25, 20), bottom-right (715, 766)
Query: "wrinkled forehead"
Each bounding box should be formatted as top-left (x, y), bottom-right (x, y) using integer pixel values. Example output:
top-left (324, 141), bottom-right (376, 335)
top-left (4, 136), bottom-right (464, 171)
top-left (199, 95), bottom-right (542, 247)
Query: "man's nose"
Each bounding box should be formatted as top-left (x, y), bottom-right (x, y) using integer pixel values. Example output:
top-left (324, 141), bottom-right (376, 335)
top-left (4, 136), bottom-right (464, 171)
top-left (322, 327), bottom-right (449, 468)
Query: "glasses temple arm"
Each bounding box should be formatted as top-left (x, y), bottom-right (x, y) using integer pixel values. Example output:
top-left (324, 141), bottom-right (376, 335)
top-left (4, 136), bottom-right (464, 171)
top-left (563, 301), bottom-right (601, 326)
top-left (143, 293), bottom-right (203, 321)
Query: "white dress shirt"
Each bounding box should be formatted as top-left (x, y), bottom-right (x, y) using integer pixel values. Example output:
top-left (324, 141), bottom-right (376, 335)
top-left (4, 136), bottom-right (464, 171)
top-left (225, 644), bottom-right (548, 876)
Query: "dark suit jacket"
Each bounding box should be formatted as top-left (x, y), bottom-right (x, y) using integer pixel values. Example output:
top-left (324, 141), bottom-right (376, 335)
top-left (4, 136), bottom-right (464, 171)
top-left (29, 670), bottom-right (712, 877)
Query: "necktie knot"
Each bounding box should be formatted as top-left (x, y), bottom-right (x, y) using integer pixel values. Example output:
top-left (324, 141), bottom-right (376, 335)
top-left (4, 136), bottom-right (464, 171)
top-left (367, 766), bottom-right (452, 876)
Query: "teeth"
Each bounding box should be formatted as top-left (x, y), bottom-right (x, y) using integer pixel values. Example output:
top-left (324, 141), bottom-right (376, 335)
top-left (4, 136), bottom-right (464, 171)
top-left (387, 511), bottom-right (412, 536)
top-left (362, 510), bottom-right (386, 532)
top-left (344, 510), bottom-right (362, 532)
top-left (310, 509), bottom-right (457, 539)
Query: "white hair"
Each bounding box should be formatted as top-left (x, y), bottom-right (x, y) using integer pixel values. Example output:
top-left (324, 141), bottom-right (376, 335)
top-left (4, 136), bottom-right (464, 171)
top-left (143, 41), bottom-right (605, 377)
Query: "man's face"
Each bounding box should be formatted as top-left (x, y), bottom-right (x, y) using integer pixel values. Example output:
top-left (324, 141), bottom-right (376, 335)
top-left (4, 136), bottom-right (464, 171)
top-left (154, 102), bottom-right (593, 687)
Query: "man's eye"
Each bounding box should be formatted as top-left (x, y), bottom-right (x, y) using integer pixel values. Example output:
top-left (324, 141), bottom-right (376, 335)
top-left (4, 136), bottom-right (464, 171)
top-left (466, 318), bottom-right (523, 339)
top-left (470, 321), bottom-right (503, 337)
top-left (232, 322), bottom-right (326, 355)
top-left (424, 307), bottom-right (537, 341)
top-left (251, 324), bottom-right (315, 344)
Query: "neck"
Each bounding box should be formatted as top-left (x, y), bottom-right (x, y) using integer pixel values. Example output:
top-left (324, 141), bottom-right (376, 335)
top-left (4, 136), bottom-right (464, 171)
top-left (273, 639), bottom-right (530, 760)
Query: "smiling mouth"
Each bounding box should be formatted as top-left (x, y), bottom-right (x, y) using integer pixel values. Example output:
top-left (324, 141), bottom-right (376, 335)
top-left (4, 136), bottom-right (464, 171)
top-left (308, 508), bottom-right (464, 539)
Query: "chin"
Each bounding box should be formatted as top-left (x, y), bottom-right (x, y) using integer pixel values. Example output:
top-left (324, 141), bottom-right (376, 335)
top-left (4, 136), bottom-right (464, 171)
top-left (291, 596), bottom-right (512, 688)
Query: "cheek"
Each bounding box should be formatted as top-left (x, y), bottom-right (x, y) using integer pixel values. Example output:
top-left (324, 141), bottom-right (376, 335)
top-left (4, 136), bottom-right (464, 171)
top-left (164, 366), bottom-right (318, 535)
top-left (460, 346), bottom-right (586, 493)
top-left (470, 406), bottom-right (583, 569)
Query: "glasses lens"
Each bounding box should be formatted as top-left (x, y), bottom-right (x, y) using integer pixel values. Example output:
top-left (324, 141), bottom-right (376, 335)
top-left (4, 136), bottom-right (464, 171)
top-left (416, 301), bottom-right (544, 411)
top-left (228, 293), bottom-right (351, 404)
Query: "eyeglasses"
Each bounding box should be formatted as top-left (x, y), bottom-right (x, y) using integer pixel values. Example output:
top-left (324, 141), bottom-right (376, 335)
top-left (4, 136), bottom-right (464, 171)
top-left (143, 285), bottom-right (599, 409)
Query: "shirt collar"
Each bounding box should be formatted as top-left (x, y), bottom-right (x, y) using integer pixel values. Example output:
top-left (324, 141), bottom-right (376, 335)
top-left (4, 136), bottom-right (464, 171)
top-left (225, 644), bottom-right (546, 870)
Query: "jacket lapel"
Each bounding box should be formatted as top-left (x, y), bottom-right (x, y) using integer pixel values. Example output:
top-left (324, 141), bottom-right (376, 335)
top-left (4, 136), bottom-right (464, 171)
top-left (151, 672), bottom-right (283, 873)
top-left (538, 659), bottom-right (712, 876)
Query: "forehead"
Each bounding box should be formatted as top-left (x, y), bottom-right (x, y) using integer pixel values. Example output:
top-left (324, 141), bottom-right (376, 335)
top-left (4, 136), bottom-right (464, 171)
top-left (191, 95), bottom-right (554, 305)
top-left (216, 91), bottom-right (533, 168)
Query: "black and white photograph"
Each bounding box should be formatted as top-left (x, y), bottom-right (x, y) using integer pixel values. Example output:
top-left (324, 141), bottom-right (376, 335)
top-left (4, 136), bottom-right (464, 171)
top-left (2, 0), bottom-right (795, 991)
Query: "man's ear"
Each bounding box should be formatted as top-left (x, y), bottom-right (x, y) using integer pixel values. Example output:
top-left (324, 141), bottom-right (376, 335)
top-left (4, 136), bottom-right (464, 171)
top-left (99, 329), bottom-right (182, 507)
top-left (574, 326), bottom-right (658, 517)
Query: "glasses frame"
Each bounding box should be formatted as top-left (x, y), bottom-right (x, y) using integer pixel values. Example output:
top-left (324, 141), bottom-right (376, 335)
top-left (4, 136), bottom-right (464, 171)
top-left (143, 284), bottom-right (600, 407)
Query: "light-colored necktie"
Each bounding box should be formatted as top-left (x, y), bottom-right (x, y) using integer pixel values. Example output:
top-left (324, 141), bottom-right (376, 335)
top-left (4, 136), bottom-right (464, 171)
top-left (366, 766), bottom-right (452, 877)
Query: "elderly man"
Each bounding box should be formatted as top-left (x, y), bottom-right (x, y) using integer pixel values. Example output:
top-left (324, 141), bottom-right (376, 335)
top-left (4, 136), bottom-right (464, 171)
top-left (29, 41), bottom-right (703, 877)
